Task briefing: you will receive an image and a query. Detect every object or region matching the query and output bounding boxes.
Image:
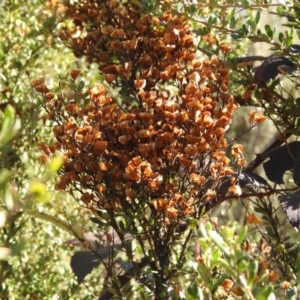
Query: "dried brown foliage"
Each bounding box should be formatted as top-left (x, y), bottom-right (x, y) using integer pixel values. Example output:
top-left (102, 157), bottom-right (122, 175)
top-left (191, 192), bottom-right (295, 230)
top-left (35, 0), bottom-right (245, 297)
top-left (37, 1), bottom-right (238, 227)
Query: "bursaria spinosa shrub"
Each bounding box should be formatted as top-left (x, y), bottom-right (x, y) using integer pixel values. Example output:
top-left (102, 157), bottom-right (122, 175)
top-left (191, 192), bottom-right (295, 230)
top-left (33, 1), bottom-right (252, 298)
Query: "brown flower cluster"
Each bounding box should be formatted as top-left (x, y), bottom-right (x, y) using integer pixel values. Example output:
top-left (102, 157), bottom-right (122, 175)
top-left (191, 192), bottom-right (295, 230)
top-left (38, 71), bottom-right (236, 226)
top-left (60, 0), bottom-right (197, 93)
top-left (38, 1), bottom-right (239, 228)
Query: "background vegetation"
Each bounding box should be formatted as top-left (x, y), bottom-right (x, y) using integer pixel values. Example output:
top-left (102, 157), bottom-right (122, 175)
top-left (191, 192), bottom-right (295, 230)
top-left (1, 0), bottom-right (300, 299)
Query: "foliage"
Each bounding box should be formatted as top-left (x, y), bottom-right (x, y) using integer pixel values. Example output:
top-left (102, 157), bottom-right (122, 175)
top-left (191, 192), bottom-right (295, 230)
top-left (0, 1), bottom-right (96, 299)
top-left (2, 0), bottom-right (300, 299)
top-left (30, 0), bottom-right (300, 299)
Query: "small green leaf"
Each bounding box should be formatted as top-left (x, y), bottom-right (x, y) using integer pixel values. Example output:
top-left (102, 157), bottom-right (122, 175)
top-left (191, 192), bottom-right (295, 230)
top-left (187, 282), bottom-right (203, 299)
top-left (209, 231), bottom-right (229, 255)
top-left (0, 105), bottom-right (21, 146)
top-left (250, 20), bottom-right (257, 32)
top-left (208, 16), bottom-right (216, 25)
top-left (228, 8), bottom-right (236, 21)
top-left (237, 258), bottom-right (248, 272)
top-left (48, 154), bottom-right (63, 174)
top-left (142, 1), bottom-right (154, 13)
top-left (119, 220), bottom-right (125, 231)
top-left (240, 24), bottom-right (249, 34)
top-left (0, 168), bottom-right (10, 189)
top-left (229, 18), bottom-right (237, 29)
top-left (254, 286), bottom-right (274, 300)
top-left (90, 217), bottom-right (107, 225)
top-left (231, 33), bottom-right (242, 40)
top-left (29, 182), bottom-right (46, 194)
top-left (199, 223), bottom-right (208, 240)
top-left (219, 226), bottom-right (235, 241)
top-left (248, 261), bottom-right (258, 285)
top-left (0, 104), bottom-right (15, 146)
top-left (276, 6), bottom-right (285, 13)
top-left (29, 182), bottom-right (51, 203)
top-left (236, 226), bottom-right (248, 244)
top-left (3, 104), bottom-right (15, 123)
top-left (95, 210), bottom-right (111, 220)
top-left (186, 5), bottom-right (197, 15)
top-left (261, 33), bottom-right (271, 42)
top-left (257, 28), bottom-right (262, 36)
top-left (284, 27), bottom-right (294, 47)
top-left (255, 10), bottom-right (261, 24)
top-left (187, 217), bottom-right (198, 229)
top-left (249, 36), bottom-right (262, 43)
top-left (264, 25), bottom-right (273, 38)
top-left (278, 32), bottom-right (284, 43)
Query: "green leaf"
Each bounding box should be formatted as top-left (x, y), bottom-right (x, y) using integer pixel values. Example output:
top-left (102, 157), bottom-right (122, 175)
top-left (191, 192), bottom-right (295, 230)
top-left (231, 33), bottom-right (242, 40)
top-left (228, 8), bottom-right (236, 21)
top-left (249, 36), bottom-right (263, 43)
top-left (257, 28), bottom-right (262, 36)
top-left (250, 20), bottom-right (257, 32)
top-left (262, 33), bottom-right (271, 42)
top-left (199, 223), bottom-right (208, 240)
top-left (276, 6), bottom-right (285, 14)
top-left (255, 10), bottom-right (261, 24)
top-left (77, 79), bottom-right (85, 91)
top-left (278, 32), bottom-right (284, 43)
top-left (29, 182), bottom-right (51, 203)
top-left (3, 103), bottom-right (15, 120)
top-left (209, 231), bottom-right (229, 255)
top-left (48, 154), bottom-right (63, 174)
top-left (208, 16), bottom-right (217, 25)
top-left (236, 226), bottom-right (248, 244)
top-left (0, 105), bottom-right (21, 146)
top-left (264, 25), bottom-right (273, 38)
top-left (284, 27), bottom-right (294, 47)
top-left (0, 168), bottom-right (10, 189)
top-left (142, 1), bottom-right (154, 13)
top-left (119, 220), bottom-right (125, 231)
top-left (187, 282), bottom-right (203, 299)
top-left (194, 27), bottom-right (211, 36)
top-left (95, 210), bottom-right (111, 220)
top-left (186, 5), bottom-right (197, 15)
top-left (90, 216), bottom-right (107, 225)
top-left (219, 226), bottom-right (235, 241)
top-left (254, 286), bottom-right (274, 300)
top-left (187, 217), bottom-right (198, 229)
top-left (211, 247), bottom-right (222, 262)
top-left (237, 258), bottom-right (248, 272)
top-left (248, 261), bottom-right (258, 285)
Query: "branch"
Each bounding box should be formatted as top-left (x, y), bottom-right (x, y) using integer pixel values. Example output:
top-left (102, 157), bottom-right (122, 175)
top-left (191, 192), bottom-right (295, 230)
top-left (98, 257), bottom-right (149, 300)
